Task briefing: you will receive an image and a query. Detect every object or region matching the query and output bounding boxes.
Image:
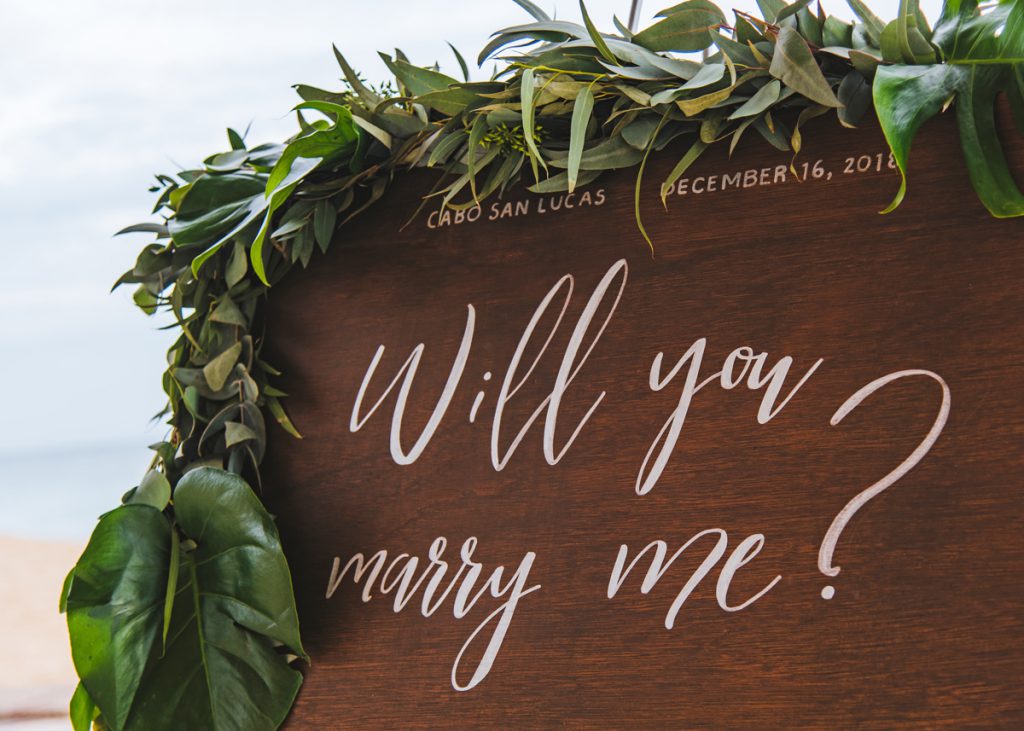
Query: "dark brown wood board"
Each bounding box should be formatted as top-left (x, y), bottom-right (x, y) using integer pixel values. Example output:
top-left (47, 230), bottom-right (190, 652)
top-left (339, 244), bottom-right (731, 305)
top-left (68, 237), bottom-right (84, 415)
top-left (261, 104), bottom-right (1024, 729)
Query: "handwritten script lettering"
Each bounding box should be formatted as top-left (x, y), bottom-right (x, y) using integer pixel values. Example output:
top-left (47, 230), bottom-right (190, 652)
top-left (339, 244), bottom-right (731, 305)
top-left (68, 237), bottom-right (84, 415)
top-left (326, 258), bottom-right (951, 690)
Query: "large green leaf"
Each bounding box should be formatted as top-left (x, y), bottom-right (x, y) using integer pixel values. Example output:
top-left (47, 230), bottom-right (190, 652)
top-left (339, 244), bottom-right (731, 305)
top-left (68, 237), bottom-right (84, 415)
top-left (954, 65), bottom-right (1024, 217)
top-left (934, 0), bottom-right (1021, 62)
top-left (66, 469), bottom-right (305, 730)
top-left (872, 64), bottom-right (963, 212)
top-left (1011, 63), bottom-right (1024, 134)
top-left (126, 468), bottom-right (305, 730)
top-left (769, 26), bottom-right (842, 108)
top-left (66, 505), bottom-right (172, 731)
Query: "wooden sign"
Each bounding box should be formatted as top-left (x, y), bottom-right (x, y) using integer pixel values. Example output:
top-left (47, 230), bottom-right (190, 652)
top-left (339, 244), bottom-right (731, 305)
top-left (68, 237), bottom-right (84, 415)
top-left (261, 106), bottom-right (1024, 727)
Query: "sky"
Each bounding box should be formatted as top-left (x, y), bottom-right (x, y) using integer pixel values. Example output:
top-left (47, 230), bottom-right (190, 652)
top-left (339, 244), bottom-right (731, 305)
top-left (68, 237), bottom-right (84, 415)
top-left (0, 0), bottom-right (937, 540)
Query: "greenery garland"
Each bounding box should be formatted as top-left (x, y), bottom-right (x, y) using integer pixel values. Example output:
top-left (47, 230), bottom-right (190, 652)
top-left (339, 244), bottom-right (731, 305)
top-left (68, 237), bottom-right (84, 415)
top-left (60, 1), bottom-right (1022, 728)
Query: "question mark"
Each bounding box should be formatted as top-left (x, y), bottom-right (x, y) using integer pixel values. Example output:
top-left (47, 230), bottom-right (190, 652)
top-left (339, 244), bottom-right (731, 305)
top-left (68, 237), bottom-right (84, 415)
top-left (819, 369), bottom-right (951, 600)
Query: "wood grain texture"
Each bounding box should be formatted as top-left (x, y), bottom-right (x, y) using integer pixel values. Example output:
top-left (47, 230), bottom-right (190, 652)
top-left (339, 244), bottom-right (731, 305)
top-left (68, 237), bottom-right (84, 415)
top-left (262, 105), bottom-right (1024, 729)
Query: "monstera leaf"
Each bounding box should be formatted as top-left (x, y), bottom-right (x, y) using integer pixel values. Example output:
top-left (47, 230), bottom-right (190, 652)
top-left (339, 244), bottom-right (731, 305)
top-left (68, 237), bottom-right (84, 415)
top-left (65, 468), bottom-right (305, 731)
top-left (65, 505), bottom-right (172, 730)
top-left (874, 0), bottom-right (1024, 216)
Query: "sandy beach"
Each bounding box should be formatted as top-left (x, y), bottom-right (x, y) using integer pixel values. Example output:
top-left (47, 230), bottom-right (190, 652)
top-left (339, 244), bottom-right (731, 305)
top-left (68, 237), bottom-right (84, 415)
top-left (0, 535), bottom-right (83, 725)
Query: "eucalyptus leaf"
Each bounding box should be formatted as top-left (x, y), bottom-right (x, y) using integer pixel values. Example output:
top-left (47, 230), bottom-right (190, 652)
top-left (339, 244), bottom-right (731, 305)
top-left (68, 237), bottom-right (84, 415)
top-left (823, 16), bottom-right (855, 48)
top-left (225, 241), bottom-right (248, 288)
top-left (550, 135), bottom-right (645, 170)
top-left (579, 0), bottom-right (618, 64)
top-left (662, 138), bottom-right (708, 203)
top-left (776, 0), bottom-right (815, 24)
top-left (513, 0), bottom-right (550, 21)
top-left (728, 79), bottom-right (782, 119)
top-left (837, 70), bottom-right (872, 127)
top-left (769, 26), bottom-right (842, 108)
top-left (633, 0), bottom-right (725, 52)
top-left (202, 341), bottom-right (242, 392)
top-left (209, 294), bottom-right (247, 327)
top-left (314, 199), bottom-right (338, 252)
top-left (755, 0), bottom-right (787, 23)
top-left (225, 420), bottom-right (260, 447)
top-left (528, 169), bottom-right (602, 192)
top-left (846, 0), bottom-right (886, 45)
top-left (520, 68), bottom-right (548, 172)
top-left (131, 470), bottom-right (171, 511)
top-left (568, 83), bottom-right (595, 192)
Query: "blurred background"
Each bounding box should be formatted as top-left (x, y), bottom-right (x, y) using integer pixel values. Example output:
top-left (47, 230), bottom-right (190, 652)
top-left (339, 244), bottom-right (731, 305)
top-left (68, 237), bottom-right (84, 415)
top-left (0, 0), bottom-right (935, 727)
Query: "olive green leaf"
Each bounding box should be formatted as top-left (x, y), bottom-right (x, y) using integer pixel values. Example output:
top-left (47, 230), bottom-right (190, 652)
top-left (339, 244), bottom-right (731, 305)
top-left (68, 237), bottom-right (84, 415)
top-left (633, 0), bottom-right (725, 52)
top-left (568, 83), bottom-right (595, 192)
top-left (209, 294), bottom-right (247, 327)
top-left (873, 63), bottom-right (962, 212)
top-left (227, 128), bottom-right (246, 151)
top-left (837, 70), bottom-right (872, 127)
top-left (130, 470), bottom-right (171, 511)
top-left (379, 52), bottom-right (458, 96)
top-left (846, 0), bottom-right (886, 45)
top-left (528, 169), bottom-right (602, 193)
top-left (728, 79), bottom-right (782, 119)
top-left (225, 241), bottom-right (248, 288)
top-left (769, 26), bottom-right (842, 108)
top-left (681, 62), bottom-right (727, 91)
top-left (267, 396), bottom-right (303, 439)
top-left (225, 420), bottom-right (260, 447)
top-left (447, 42), bottom-right (470, 82)
top-left (662, 138), bottom-right (708, 205)
top-left (520, 68), bottom-right (548, 173)
top-left (314, 199), bottom-right (338, 252)
top-left (332, 46), bottom-right (380, 108)
top-left (202, 341), bottom-right (242, 392)
top-left (513, 0), bottom-right (550, 21)
top-left (580, 1), bottom-right (618, 64)
top-left (549, 136), bottom-right (644, 170)
top-left (755, 0), bottom-right (786, 24)
top-left (895, 0), bottom-right (937, 64)
top-left (776, 0), bottom-right (815, 24)
top-left (823, 16), bottom-right (855, 48)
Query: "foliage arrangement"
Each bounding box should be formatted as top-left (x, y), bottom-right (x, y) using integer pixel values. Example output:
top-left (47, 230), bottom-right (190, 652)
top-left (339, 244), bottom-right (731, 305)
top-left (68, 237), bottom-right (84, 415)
top-left (61, 0), bottom-right (1021, 728)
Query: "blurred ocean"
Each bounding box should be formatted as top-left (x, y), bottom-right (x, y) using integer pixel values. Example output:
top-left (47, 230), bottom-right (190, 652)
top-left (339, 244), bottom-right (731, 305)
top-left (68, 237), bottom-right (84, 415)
top-left (0, 441), bottom-right (153, 542)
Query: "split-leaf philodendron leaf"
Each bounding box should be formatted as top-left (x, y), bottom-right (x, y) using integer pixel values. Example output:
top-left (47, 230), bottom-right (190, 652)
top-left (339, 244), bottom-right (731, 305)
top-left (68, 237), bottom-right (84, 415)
top-left (74, 0), bottom-right (1022, 728)
top-left (64, 468), bottom-right (304, 731)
